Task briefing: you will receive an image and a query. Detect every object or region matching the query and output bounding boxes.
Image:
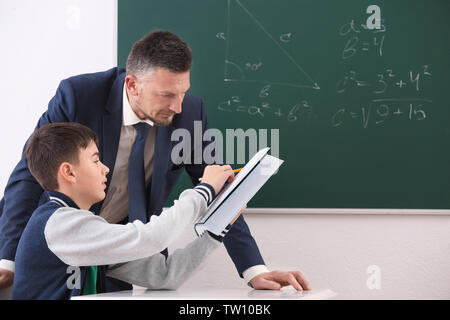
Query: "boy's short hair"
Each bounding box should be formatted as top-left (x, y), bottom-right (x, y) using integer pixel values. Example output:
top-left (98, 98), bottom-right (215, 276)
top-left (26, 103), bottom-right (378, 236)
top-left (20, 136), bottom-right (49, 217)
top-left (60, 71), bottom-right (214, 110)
top-left (126, 30), bottom-right (193, 77)
top-left (25, 122), bottom-right (99, 190)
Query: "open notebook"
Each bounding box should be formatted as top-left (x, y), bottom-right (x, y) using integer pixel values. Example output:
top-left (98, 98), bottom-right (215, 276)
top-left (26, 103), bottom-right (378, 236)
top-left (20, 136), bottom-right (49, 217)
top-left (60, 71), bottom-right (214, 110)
top-left (194, 147), bottom-right (284, 236)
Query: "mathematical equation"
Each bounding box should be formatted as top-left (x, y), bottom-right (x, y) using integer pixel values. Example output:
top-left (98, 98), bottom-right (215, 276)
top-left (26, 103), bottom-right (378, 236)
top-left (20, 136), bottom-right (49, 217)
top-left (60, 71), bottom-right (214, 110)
top-left (336, 65), bottom-right (432, 94)
top-left (331, 99), bottom-right (432, 129)
top-left (218, 95), bottom-right (316, 123)
top-left (339, 18), bottom-right (386, 59)
top-left (215, 12), bottom-right (433, 130)
top-left (217, 96), bottom-right (432, 129)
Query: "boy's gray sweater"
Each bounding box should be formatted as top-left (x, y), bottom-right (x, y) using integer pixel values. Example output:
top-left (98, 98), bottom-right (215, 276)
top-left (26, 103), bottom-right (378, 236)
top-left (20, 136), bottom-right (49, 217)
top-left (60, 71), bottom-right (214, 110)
top-left (44, 186), bottom-right (220, 290)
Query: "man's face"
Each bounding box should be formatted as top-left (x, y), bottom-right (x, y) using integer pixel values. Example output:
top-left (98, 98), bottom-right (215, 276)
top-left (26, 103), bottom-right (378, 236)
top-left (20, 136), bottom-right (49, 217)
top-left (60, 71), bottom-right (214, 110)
top-left (127, 68), bottom-right (191, 126)
top-left (73, 141), bottom-right (110, 206)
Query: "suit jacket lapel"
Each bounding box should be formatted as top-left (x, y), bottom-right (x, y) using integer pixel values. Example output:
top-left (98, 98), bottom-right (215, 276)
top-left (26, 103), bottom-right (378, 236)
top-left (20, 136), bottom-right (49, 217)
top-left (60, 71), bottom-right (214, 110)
top-left (90, 73), bottom-right (124, 215)
top-left (101, 73), bottom-right (125, 194)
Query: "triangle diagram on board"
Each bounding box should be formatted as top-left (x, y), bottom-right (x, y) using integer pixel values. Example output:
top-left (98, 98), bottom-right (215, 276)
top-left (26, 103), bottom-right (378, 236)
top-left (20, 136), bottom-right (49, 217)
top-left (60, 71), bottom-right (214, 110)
top-left (224, 0), bottom-right (320, 89)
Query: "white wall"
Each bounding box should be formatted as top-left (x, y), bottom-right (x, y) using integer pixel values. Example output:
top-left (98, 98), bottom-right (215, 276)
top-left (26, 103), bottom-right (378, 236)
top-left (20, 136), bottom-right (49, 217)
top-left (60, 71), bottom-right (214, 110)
top-left (0, 0), bottom-right (117, 195)
top-left (1, 1), bottom-right (449, 300)
top-left (173, 212), bottom-right (450, 299)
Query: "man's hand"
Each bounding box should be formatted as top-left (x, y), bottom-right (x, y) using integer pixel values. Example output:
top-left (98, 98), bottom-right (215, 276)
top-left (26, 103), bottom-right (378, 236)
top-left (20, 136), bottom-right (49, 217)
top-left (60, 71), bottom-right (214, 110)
top-left (230, 205), bottom-right (247, 225)
top-left (249, 270), bottom-right (311, 291)
top-left (0, 268), bottom-right (14, 288)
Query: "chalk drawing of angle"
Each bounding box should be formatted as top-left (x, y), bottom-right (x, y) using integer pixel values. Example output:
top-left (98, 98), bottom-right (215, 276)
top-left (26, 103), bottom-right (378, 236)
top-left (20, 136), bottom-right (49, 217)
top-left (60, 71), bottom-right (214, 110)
top-left (224, 0), bottom-right (320, 89)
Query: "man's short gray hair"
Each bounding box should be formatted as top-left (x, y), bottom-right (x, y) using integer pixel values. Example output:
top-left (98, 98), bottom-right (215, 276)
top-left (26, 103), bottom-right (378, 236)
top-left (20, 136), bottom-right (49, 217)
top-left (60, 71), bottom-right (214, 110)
top-left (126, 30), bottom-right (193, 77)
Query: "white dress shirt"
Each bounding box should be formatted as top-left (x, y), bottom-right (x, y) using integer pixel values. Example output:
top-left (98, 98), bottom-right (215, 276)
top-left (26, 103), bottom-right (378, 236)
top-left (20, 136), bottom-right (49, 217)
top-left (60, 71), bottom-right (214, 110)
top-left (99, 84), bottom-right (155, 224)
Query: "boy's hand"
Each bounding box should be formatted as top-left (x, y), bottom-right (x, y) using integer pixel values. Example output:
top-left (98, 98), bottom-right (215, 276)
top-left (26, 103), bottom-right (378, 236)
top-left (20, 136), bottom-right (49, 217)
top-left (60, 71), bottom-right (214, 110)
top-left (200, 165), bottom-right (235, 195)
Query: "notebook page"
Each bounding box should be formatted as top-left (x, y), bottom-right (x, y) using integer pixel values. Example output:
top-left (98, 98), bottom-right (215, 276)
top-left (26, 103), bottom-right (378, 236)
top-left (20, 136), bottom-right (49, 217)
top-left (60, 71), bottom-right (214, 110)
top-left (200, 154), bottom-right (284, 235)
top-left (196, 147), bottom-right (270, 224)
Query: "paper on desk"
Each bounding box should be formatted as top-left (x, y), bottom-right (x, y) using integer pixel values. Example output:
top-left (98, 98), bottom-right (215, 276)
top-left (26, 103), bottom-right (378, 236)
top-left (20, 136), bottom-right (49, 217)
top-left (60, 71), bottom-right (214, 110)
top-left (0, 286), bottom-right (12, 300)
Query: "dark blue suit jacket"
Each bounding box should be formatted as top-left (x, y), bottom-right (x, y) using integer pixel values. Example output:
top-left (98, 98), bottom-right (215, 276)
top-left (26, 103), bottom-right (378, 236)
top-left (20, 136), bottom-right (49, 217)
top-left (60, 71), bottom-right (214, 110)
top-left (0, 67), bottom-right (264, 277)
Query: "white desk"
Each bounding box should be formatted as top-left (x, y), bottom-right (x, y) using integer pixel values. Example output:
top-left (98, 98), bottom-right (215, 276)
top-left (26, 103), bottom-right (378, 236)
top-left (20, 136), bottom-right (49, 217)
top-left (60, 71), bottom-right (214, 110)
top-left (72, 287), bottom-right (337, 300)
top-left (0, 286), bottom-right (12, 300)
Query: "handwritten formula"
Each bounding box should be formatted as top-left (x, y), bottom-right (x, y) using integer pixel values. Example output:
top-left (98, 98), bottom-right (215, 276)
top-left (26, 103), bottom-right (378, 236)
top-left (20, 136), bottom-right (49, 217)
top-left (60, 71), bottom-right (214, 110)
top-left (216, 1), bottom-right (433, 130)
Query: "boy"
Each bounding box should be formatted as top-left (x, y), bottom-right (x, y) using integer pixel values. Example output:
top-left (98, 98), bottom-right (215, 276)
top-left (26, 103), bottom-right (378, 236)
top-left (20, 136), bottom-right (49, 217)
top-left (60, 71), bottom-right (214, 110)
top-left (12, 122), bottom-right (239, 299)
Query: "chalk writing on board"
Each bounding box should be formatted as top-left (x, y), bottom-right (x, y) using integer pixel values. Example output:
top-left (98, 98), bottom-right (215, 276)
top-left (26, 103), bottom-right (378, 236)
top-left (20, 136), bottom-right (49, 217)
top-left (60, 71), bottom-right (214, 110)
top-left (223, 0), bottom-right (320, 89)
top-left (218, 95), bottom-right (316, 123)
top-left (331, 98), bottom-right (432, 129)
top-left (336, 66), bottom-right (432, 94)
top-left (216, 32), bottom-right (226, 40)
top-left (333, 13), bottom-right (432, 129)
top-left (245, 62), bottom-right (263, 71)
top-left (279, 33), bottom-right (292, 43)
top-left (259, 84), bottom-right (271, 98)
top-left (339, 18), bottom-right (386, 59)
top-left (215, 4), bottom-right (434, 131)
top-left (225, 59), bottom-right (245, 80)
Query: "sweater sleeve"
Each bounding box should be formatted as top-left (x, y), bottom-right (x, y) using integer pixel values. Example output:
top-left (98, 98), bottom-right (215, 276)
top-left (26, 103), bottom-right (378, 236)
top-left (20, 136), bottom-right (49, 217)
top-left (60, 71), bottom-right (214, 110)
top-left (105, 233), bottom-right (220, 289)
top-left (44, 188), bottom-right (211, 267)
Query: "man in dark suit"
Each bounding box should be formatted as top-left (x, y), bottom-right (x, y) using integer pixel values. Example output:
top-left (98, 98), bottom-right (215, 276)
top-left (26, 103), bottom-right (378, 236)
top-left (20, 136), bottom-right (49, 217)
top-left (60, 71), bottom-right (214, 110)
top-left (0, 30), bottom-right (310, 292)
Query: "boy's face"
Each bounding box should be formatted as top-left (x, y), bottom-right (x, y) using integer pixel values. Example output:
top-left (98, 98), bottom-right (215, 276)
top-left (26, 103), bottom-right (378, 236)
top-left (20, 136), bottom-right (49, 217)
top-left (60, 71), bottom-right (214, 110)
top-left (73, 141), bottom-right (109, 206)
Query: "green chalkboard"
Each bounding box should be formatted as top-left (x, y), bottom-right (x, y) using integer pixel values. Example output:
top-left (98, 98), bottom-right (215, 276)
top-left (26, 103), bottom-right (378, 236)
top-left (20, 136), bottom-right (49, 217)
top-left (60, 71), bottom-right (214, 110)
top-left (118, 0), bottom-right (450, 209)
